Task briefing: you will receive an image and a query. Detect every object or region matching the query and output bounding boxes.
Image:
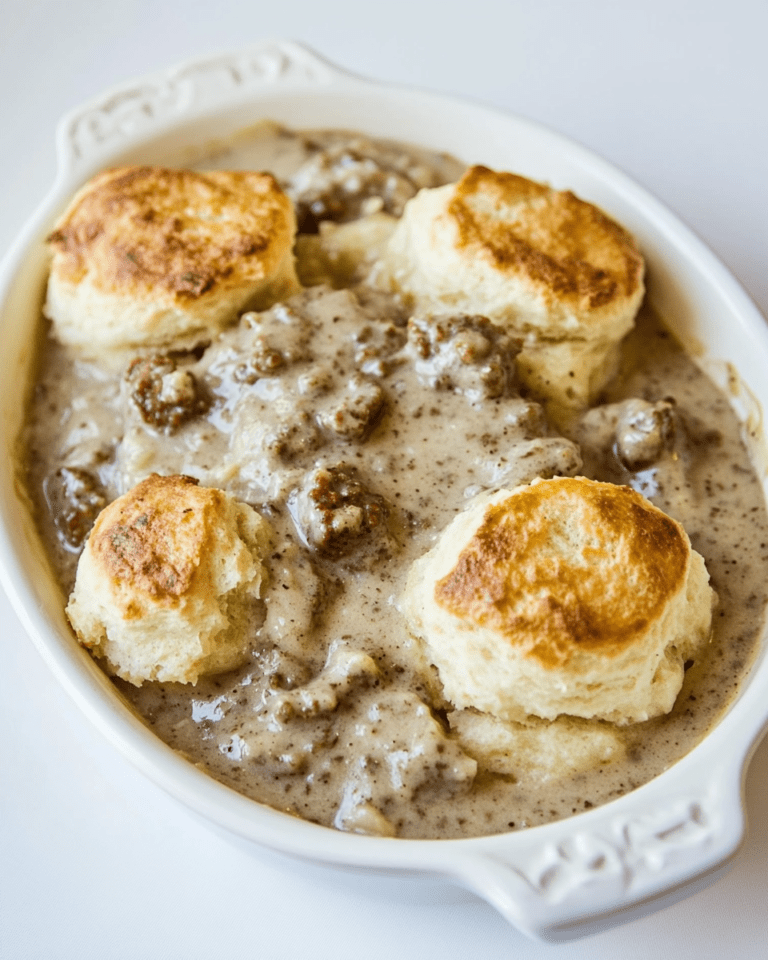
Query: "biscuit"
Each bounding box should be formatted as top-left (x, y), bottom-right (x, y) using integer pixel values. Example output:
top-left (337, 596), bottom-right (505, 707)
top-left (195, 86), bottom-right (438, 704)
top-left (402, 477), bottom-right (715, 724)
top-left (449, 709), bottom-right (626, 781)
top-left (377, 166), bottom-right (645, 418)
top-left (66, 474), bottom-right (272, 685)
top-left (45, 166), bottom-right (298, 352)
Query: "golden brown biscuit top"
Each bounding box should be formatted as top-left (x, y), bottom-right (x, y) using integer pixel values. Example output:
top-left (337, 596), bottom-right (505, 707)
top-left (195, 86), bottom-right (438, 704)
top-left (447, 166), bottom-right (644, 312)
top-left (434, 477), bottom-right (689, 667)
top-left (88, 474), bottom-right (225, 609)
top-left (47, 166), bottom-right (295, 299)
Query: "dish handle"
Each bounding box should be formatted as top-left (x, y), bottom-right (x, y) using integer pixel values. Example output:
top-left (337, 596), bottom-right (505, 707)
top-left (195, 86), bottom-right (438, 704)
top-left (53, 41), bottom-right (357, 183)
top-left (454, 760), bottom-right (745, 942)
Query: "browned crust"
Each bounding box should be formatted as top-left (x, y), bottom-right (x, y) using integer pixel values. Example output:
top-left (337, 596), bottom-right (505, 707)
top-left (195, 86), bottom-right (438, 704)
top-left (434, 478), bottom-right (689, 667)
top-left (447, 166), bottom-right (644, 312)
top-left (89, 474), bottom-right (222, 611)
top-left (47, 166), bottom-right (295, 300)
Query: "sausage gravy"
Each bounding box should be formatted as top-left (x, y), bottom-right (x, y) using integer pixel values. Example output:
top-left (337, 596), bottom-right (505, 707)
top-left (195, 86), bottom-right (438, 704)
top-left (21, 126), bottom-right (768, 839)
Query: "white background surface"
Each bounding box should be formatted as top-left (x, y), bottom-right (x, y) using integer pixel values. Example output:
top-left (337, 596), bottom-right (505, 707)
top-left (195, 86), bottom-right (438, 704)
top-left (1, 1), bottom-right (767, 956)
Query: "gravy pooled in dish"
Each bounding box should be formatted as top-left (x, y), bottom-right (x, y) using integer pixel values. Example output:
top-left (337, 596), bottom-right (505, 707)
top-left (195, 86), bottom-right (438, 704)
top-left (22, 125), bottom-right (768, 839)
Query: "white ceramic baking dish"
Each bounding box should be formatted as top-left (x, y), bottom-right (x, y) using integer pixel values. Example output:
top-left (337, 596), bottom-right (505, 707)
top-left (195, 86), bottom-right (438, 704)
top-left (1, 41), bottom-right (767, 943)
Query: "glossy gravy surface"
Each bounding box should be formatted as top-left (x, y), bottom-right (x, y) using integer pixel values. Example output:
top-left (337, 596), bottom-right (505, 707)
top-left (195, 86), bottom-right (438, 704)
top-left (22, 127), bottom-right (768, 838)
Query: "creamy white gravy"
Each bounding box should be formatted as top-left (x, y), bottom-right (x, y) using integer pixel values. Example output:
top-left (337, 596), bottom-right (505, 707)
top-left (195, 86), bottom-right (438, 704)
top-left (22, 127), bottom-right (768, 839)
